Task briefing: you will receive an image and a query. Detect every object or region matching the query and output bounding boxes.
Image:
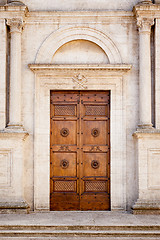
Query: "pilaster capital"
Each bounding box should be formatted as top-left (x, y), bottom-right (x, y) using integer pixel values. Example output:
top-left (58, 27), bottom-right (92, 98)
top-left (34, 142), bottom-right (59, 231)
top-left (136, 17), bottom-right (154, 33)
top-left (133, 1), bottom-right (155, 33)
top-left (6, 18), bottom-right (24, 33)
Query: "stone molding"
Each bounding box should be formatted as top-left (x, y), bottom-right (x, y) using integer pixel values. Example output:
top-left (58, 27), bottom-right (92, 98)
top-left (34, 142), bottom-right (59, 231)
top-left (29, 63), bottom-right (131, 211)
top-left (133, 128), bottom-right (160, 139)
top-left (133, 3), bottom-right (155, 21)
top-left (25, 11), bottom-right (134, 25)
top-left (132, 200), bottom-right (160, 214)
top-left (35, 26), bottom-right (122, 64)
top-left (6, 18), bottom-right (23, 33)
top-left (138, 0), bottom-right (152, 4)
top-left (0, 200), bottom-right (30, 214)
top-left (7, 0), bottom-right (25, 5)
top-left (0, 149), bottom-right (12, 188)
top-left (0, 129), bottom-right (29, 141)
top-left (0, 3), bottom-right (28, 19)
top-left (29, 64), bottom-right (132, 73)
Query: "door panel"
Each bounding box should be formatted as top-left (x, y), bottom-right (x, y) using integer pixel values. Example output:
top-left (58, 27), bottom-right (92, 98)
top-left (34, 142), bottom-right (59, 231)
top-left (50, 91), bottom-right (110, 211)
top-left (83, 121), bottom-right (107, 145)
top-left (52, 121), bottom-right (77, 145)
top-left (52, 153), bottom-right (77, 177)
top-left (83, 153), bottom-right (107, 177)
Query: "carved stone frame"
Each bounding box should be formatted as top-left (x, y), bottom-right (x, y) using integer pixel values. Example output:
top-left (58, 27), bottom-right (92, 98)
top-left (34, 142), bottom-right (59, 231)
top-left (29, 64), bottom-right (131, 211)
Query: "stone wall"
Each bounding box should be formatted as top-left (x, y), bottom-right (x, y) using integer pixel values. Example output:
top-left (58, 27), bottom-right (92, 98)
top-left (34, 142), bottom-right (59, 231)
top-left (0, 0), bottom-right (160, 213)
top-left (24, 0), bottom-right (140, 11)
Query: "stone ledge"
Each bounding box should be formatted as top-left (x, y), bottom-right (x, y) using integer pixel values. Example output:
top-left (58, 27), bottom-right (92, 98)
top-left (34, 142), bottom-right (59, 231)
top-left (0, 128), bottom-right (29, 140)
top-left (133, 128), bottom-right (160, 138)
top-left (132, 200), bottom-right (160, 215)
top-left (29, 64), bottom-right (132, 72)
top-left (0, 201), bottom-right (30, 214)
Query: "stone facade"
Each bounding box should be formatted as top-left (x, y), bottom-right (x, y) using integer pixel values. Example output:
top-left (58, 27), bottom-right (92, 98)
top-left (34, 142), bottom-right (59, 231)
top-left (0, 0), bottom-right (160, 213)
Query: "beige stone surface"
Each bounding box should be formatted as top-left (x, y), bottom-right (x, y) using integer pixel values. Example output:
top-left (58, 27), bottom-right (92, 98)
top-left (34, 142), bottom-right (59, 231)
top-left (0, 131), bottom-right (28, 202)
top-left (24, 0), bottom-right (140, 11)
top-left (0, 0), bottom-right (160, 214)
top-left (29, 64), bottom-right (131, 211)
top-left (0, 212), bottom-right (160, 238)
top-left (0, 19), bottom-right (7, 130)
top-left (155, 18), bottom-right (160, 129)
top-left (52, 40), bottom-right (109, 64)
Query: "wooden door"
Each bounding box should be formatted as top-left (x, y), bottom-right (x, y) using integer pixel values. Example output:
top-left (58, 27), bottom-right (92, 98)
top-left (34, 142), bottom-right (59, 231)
top-left (50, 91), bottom-right (110, 211)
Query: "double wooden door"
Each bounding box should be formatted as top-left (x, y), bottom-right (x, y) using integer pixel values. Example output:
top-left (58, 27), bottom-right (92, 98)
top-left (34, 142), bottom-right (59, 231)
top-left (50, 91), bottom-right (110, 210)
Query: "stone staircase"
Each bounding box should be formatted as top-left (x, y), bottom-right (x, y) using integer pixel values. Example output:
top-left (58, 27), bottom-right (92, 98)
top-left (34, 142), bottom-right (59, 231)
top-left (0, 211), bottom-right (160, 239)
top-left (1, 225), bottom-right (160, 239)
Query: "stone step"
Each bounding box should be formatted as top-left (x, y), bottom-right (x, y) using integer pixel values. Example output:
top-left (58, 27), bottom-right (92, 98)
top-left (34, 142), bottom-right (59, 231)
top-left (1, 225), bottom-right (160, 230)
top-left (0, 225), bottom-right (160, 238)
top-left (1, 238), bottom-right (160, 240)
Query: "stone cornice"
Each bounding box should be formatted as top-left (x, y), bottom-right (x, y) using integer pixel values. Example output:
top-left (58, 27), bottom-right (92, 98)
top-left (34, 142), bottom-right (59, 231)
top-left (0, 5), bottom-right (28, 19)
top-left (25, 11), bottom-right (134, 24)
top-left (2, 4), bottom-right (160, 22)
top-left (0, 9), bottom-right (135, 23)
top-left (29, 64), bottom-right (132, 76)
top-left (133, 3), bottom-right (160, 20)
top-left (0, 129), bottom-right (29, 141)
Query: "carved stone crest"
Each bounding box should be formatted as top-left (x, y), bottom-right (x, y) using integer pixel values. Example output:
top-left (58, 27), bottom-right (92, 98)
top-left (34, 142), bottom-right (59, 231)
top-left (72, 73), bottom-right (88, 89)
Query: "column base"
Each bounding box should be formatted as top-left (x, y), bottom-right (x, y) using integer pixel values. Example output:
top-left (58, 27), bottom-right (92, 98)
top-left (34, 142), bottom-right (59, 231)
top-left (138, 1), bottom-right (153, 4)
top-left (7, 123), bottom-right (24, 130)
top-left (137, 123), bottom-right (153, 129)
top-left (5, 1), bottom-right (25, 6)
top-left (0, 200), bottom-right (30, 214)
top-left (132, 200), bottom-right (160, 214)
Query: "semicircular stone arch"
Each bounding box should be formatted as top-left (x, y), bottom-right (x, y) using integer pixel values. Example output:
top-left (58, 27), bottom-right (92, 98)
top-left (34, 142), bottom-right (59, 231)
top-left (52, 39), bottom-right (110, 64)
top-left (35, 26), bottom-right (122, 64)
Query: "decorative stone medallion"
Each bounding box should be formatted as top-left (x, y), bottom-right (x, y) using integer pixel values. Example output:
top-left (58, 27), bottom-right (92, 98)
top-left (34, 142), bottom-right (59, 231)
top-left (72, 73), bottom-right (88, 89)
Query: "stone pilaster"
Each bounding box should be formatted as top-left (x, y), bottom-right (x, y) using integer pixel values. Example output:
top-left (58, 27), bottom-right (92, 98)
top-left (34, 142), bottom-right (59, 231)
top-left (6, 18), bottom-right (23, 129)
top-left (132, 2), bottom-right (160, 214)
top-left (136, 17), bottom-right (154, 128)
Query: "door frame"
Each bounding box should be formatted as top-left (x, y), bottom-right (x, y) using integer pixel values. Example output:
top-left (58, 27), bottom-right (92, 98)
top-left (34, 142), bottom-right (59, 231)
top-left (29, 64), bottom-right (131, 211)
top-left (50, 90), bottom-right (111, 211)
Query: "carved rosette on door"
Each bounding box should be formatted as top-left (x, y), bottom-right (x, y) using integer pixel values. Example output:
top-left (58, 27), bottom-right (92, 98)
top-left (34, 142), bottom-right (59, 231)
top-left (50, 91), bottom-right (110, 210)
